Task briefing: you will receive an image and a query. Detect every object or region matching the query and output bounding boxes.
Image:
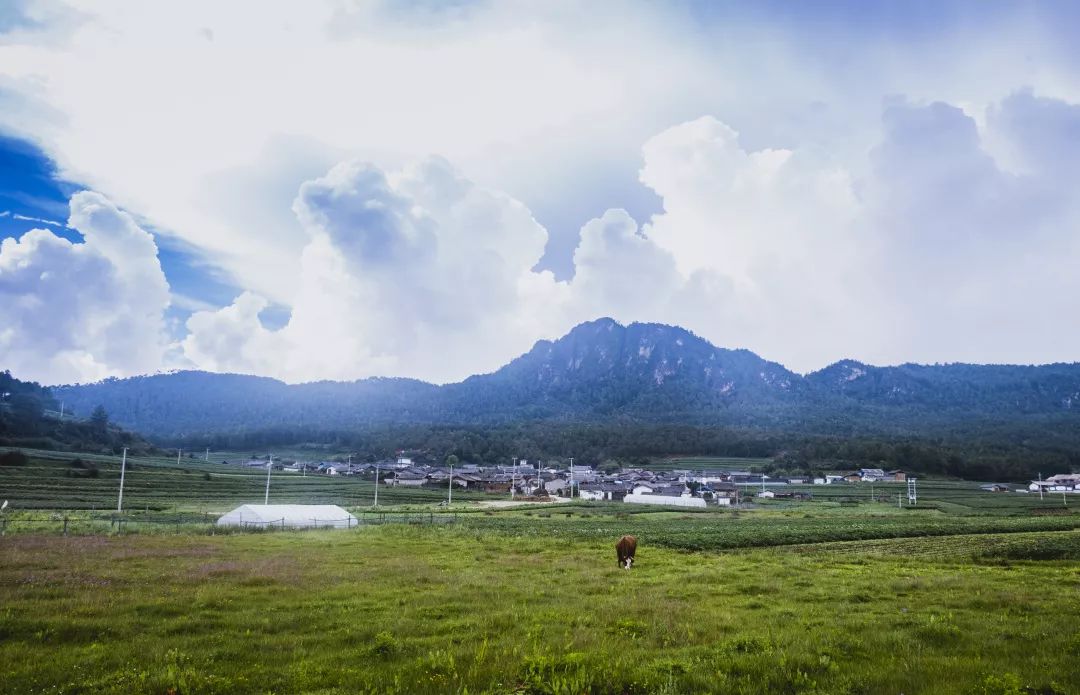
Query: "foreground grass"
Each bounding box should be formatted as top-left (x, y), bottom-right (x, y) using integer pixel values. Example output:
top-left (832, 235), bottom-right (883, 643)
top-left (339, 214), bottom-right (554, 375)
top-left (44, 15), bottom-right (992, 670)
top-left (2, 526), bottom-right (1078, 694)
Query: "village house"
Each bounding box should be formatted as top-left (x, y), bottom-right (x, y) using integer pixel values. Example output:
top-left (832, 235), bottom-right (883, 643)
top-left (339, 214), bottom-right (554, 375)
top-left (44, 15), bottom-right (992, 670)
top-left (386, 469), bottom-right (426, 486)
top-left (545, 479), bottom-right (569, 495)
top-left (710, 482), bottom-right (738, 505)
top-left (579, 482), bottom-right (631, 501)
top-left (1029, 474), bottom-right (1080, 492)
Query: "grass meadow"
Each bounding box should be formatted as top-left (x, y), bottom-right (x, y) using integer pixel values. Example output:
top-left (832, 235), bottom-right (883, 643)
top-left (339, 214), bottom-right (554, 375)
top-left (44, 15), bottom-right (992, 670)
top-left (2, 523), bottom-right (1079, 693)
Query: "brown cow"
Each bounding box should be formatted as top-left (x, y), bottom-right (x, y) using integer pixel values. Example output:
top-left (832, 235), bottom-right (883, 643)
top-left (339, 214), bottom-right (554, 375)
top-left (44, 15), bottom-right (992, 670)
top-left (615, 535), bottom-right (637, 570)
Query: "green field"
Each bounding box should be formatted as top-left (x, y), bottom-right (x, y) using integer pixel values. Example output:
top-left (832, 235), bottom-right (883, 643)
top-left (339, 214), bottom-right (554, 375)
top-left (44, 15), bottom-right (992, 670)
top-left (3, 447), bottom-right (1080, 693)
top-left (0, 448), bottom-right (488, 512)
top-left (2, 523), bottom-right (1078, 694)
top-left (648, 456), bottom-right (772, 472)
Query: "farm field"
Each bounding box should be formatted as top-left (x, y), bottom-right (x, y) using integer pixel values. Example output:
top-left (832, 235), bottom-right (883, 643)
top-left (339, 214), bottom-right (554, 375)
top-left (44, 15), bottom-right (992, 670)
top-left (0, 448), bottom-right (491, 512)
top-left (1, 523), bottom-right (1078, 694)
top-left (649, 455), bottom-right (772, 472)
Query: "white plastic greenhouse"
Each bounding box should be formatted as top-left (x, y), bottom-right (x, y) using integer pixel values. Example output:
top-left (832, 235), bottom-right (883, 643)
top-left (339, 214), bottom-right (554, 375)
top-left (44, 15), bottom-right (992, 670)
top-left (622, 494), bottom-right (707, 508)
top-left (216, 504), bottom-right (358, 529)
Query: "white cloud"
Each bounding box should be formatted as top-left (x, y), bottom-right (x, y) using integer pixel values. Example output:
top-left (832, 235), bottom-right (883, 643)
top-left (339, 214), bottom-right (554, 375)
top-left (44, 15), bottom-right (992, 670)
top-left (0, 191), bottom-right (170, 383)
top-left (182, 156), bottom-right (568, 382)
top-left (633, 116), bottom-right (873, 368)
top-left (11, 212), bottom-right (66, 227)
top-left (569, 208), bottom-right (681, 322)
top-left (856, 96), bottom-right (1080, 367)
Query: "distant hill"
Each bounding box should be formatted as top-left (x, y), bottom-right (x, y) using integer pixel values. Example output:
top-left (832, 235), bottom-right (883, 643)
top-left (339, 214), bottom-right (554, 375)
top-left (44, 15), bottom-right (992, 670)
top-left (0, 371), bottom-right (154, 455)
top-left (47, 317), bottom-right (1080, 442)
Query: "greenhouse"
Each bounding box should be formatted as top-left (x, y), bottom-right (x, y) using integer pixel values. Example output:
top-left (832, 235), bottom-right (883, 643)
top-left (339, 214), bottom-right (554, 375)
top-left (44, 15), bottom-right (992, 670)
top-left (622, 493), bottom-right (707, 508)
top-left (217, 504), bottom-right (358, 529)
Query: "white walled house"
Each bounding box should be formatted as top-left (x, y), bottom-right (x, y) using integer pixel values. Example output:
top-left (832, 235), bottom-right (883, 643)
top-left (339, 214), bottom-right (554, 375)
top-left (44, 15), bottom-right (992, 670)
top-left (578, 487), bottom-right (606, 501)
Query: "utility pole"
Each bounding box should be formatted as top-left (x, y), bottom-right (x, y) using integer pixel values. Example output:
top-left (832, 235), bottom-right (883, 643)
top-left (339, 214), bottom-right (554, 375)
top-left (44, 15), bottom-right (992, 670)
top-left (177, 448), bottom-right (182, 466)
top-left (569, 457), bottom-right (574, 499)
top-left (205, 448), bottom-right (209, 462)
top-left (264, 454), bottom-right (273, 505)
top-left (1039, 472), bottom-right (1044, 501)
top-left (511, 457), bottom-right (517, 500)
top-left (448, 462), bottom-right (453, 505)
top-left (374, 463), bottom-right (379, 507)
top-left (117, 447), bottom-right (128, 512)
top-left (59, 401), bottom-right (64, 421)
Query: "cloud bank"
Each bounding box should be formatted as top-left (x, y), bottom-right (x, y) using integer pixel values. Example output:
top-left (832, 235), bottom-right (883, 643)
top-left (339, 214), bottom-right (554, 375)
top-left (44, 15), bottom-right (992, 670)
top-left (0, 3), bottom-right (1078, 383)
top-left (174, 93), bottom-right (1080, 382)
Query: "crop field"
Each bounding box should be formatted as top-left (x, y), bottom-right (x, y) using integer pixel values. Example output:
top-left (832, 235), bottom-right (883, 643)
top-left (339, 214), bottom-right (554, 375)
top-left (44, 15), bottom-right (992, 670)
top-left (0, 448), bottom-right (489, 512)
top-left (786, 479), bottom-right (1073, 515)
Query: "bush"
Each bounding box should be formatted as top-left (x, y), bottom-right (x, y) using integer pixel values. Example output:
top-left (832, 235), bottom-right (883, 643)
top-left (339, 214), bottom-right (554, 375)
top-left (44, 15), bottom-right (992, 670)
top-left (371, 631), bottom-right (400, 657)
top-left (0, 451), bottom-right (29, 466)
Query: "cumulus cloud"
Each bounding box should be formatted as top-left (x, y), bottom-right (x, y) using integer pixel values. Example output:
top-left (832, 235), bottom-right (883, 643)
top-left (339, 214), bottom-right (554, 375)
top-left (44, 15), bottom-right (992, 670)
top-left (0, 191), bottom-right (170, 383)
top-left (857, 96), bottom-right (1080, 367)
top-left (632, 116), bottom-right (875, 367)
top-left (182, 156), bottom-right (567, 383)
top-left (569, 208), bottom-right (681, 321)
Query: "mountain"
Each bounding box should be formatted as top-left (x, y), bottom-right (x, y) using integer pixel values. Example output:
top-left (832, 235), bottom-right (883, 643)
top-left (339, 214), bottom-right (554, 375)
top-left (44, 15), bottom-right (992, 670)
top-left (47, 318), bottom-right (1080, 444)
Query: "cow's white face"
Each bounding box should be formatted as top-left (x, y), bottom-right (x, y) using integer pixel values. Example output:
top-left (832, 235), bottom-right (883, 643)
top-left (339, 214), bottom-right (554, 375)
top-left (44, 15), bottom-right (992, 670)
top-left (623, 556), bottom-right (634, 570)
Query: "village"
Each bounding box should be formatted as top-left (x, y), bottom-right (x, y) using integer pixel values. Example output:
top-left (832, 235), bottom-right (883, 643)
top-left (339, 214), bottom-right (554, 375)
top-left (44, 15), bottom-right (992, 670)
top-left (217, 455), bottom-right (939, 508)
top-left (218, 455), bottom-right (1080, 508)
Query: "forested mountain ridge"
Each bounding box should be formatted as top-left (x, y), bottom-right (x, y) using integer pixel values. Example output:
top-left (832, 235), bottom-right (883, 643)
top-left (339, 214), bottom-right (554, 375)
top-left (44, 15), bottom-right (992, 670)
top-left (0, 371), bottom-right (154, 454)
top-left (45, 318), bottom-right (1080, 442)
top-left (806, 358), bottom-right (1080, 413)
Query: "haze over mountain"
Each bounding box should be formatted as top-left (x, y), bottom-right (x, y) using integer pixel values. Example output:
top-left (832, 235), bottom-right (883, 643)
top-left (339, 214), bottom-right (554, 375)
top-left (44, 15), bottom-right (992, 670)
top-left (51, 318), bottom-right (1080, 442)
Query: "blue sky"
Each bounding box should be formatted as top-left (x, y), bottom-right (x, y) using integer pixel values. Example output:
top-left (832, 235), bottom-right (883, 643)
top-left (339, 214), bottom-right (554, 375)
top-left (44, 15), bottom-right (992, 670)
top-left (0, 133), bottom-right (272, 337)
top-left (1, 1), bottom-right (1079, 385)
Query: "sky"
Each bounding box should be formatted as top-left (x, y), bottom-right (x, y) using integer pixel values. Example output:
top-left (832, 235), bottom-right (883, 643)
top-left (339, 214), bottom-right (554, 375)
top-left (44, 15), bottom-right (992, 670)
top-left (1, 0), bottom-right (1079, 385)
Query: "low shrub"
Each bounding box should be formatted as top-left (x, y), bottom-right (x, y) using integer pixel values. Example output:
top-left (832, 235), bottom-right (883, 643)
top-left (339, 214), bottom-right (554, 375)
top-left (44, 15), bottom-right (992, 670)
top-left (0, 451), bottom-right (29, 466)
